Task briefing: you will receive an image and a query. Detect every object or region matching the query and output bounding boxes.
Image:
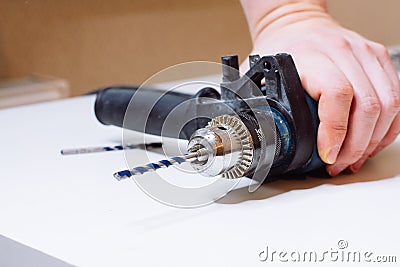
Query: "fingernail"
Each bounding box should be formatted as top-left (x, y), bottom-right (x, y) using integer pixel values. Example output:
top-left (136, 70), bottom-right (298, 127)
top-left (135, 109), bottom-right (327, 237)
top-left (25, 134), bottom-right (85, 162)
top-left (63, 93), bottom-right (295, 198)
top-left (349, 158), bottom-right (367, 173)
top-left (327, 164), bottom-right (347, 177)
top-left (325, 145), bottom-right (340, 164)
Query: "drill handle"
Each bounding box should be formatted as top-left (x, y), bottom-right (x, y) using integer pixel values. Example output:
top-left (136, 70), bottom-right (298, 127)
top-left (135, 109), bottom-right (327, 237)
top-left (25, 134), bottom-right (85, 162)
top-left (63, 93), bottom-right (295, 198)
top-left (94, 86), bottom-right (220, 139)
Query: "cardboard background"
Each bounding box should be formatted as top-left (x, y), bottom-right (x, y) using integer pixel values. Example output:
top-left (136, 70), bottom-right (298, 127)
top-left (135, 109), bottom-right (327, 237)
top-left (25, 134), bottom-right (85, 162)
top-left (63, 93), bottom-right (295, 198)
top-left (0, 0), bottom-right (399, 96)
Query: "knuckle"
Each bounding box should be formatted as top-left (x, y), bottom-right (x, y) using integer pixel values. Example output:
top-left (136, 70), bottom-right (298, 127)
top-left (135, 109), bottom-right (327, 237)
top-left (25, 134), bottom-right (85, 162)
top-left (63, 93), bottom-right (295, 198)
top-left (374, 43), bottom-right (390, 58)
top-left (387, 93), bottom-right (400, 113)
top-left (359, 96), bottom-right (381, 117)
top-left (369, 41), bottom-right (392, 66)
top-left (359, 42), bottom-right (373, 53)
top-left (328, 120), bottom-right (348, 133)
top-left (333, 38), bottom-right (351, 50)
top-left (333, 84), bottom-right (354, 101)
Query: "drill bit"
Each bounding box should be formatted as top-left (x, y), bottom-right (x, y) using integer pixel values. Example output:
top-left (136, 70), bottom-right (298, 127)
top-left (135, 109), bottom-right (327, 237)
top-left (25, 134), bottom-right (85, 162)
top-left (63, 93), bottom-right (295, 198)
top-left (113, 151), bottom-right (205, 181)
top-left (60, 142), bottom-right (162, 155)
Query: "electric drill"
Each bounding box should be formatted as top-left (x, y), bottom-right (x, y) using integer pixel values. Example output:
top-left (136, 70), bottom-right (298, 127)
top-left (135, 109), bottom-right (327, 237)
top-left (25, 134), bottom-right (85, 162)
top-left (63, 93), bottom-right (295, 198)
top-left (94, 54), bottom-right (327, 183)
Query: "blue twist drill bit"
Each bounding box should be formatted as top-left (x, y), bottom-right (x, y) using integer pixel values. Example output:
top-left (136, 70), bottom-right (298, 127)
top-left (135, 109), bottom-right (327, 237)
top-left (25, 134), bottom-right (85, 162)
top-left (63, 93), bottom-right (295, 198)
top-left (113, 152), bottom-right (199, 181)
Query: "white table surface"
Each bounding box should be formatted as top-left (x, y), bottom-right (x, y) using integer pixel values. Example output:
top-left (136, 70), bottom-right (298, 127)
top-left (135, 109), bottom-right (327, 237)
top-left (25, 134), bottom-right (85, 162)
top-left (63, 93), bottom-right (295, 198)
top-left (1, 95), bottom-right (400, 267)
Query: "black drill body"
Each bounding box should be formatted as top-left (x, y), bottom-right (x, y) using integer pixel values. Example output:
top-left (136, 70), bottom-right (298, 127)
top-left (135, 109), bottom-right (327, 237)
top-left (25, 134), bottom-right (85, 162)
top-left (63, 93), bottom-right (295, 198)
top-left (94, 54), bottom-right (327, 181)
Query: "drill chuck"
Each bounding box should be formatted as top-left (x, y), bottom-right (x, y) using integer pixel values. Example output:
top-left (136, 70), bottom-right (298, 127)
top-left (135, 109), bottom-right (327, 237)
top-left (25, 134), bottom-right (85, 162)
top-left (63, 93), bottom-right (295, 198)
top-left (187, 115), bottom-right (255, 178)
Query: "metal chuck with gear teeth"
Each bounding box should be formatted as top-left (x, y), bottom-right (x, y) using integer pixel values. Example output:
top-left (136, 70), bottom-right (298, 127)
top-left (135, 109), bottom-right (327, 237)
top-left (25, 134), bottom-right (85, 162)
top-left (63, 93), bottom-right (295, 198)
top-left (187, 115), bottom-right (254, 179)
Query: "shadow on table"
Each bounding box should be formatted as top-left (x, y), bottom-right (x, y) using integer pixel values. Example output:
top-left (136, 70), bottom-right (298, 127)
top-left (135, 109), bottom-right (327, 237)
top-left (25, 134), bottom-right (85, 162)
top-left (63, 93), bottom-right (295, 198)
top-left (218, 141), bottom-right (400, 204)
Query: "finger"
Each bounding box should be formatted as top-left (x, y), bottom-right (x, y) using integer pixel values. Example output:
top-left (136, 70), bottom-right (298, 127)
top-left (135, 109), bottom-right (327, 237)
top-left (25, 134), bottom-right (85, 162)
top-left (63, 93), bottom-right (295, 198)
top-left (371, 42), bottom-right (400, 153)
top-left (322, 38), bottom-right (380, 176)
top-left (347, 42), bottom-right (400, 172)
top-left (369, 42), bottom-right (400, 156)
top-left (371, 112), bottom-right (400, 156)
top-left (294, 53), bottom-right (352, 164)
top-left (371, 42), bottom-right (400, 91)
top-left (349, 155), bottom-right (369, 174)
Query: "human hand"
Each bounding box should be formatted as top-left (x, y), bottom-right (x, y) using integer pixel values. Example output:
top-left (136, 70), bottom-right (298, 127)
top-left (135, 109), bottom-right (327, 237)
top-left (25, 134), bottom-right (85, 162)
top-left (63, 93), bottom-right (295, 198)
top-left (240, 0), bottom-right (400, 176)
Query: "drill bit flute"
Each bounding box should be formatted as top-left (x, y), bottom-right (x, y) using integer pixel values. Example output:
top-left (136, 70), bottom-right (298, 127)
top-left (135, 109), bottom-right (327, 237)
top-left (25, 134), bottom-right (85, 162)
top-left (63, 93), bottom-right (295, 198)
top-left (113, 151), bottom-right (206, 181)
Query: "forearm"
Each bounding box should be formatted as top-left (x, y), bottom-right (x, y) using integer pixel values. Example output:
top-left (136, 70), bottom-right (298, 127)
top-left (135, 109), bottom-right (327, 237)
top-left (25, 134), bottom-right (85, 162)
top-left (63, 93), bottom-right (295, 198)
top-left (240, 0), bottom-right (329, 43)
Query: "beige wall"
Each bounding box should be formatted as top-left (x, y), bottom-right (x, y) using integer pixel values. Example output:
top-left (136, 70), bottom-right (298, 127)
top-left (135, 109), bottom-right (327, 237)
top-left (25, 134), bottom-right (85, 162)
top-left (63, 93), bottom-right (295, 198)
top-left (0, 0), bottom-right (252, 96)
top-left (0, 0), bottom-right (399, 96)
top-left (328, 0), bottom-right (400, 45)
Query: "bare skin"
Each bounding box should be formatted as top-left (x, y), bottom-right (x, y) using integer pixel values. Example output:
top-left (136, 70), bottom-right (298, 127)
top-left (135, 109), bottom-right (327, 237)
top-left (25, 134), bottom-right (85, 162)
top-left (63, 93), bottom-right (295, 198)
top-left (240, 0), bottom-right (400, 176)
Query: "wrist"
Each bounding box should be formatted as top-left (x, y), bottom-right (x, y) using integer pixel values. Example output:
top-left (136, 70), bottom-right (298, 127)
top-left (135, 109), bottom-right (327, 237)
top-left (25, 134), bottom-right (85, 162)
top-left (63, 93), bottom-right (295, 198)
top-left (240, 0), bottom-right (330, 43)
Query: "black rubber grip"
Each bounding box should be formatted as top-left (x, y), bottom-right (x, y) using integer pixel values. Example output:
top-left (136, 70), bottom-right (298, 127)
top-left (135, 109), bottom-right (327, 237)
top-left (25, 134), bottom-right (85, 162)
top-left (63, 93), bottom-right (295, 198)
top-left (94, 86), bottom-right (140, 128)
top-left (94, 86), bottom-right (220, 139)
